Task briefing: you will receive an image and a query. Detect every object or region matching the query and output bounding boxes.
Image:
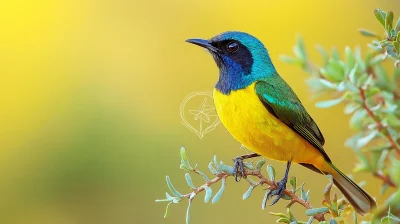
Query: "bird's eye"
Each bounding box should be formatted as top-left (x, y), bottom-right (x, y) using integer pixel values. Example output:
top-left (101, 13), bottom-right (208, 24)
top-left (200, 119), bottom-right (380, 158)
top-left (226, 41), bottom-right (239, 52)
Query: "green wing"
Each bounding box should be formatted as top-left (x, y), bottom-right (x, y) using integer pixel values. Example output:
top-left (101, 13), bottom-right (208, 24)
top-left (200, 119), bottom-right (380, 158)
top-left (255, 78), bottom-right (331, 162)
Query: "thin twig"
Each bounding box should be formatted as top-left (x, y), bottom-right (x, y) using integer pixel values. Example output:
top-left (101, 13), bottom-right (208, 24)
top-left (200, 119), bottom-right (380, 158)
top-left (182, 169), bottom-right (326, 222)
top-left (373, 171), bottom-right (397, 188)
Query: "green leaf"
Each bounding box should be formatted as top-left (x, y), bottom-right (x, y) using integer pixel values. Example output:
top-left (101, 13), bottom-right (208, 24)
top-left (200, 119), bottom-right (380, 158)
top-left (332, 47), bottom-right (340, 60)
top-left (319, 79), bottom-right (336, 89)
top-left (196, 170), bottom-right (209, 182)
top-left (395, 17), bottom-right (400, 32)
top-left (243, 161), bottom-right (254, 170)
top-left (306, 217), bottom-right (314, 224)
top-left (256, 158), bottom-right (266, 170)
top-left (344, 103), bottom-right (360, 114)
top-left (316, 45), bottom-right (329, 65)
top-left (324, 175), bottom-right (333, 203)
top-left (180, 147), bottom-right (188, 162)
top-left (348, 63), bottom-right (358, 84)
top-left (166, 176), bottom-right (183, 197)
top-left (208, 162), bottom-right (218, 175)
top-left (262, 189), bottom-right (272, 210)
top-left (374, 9), bottom-right (386, 27)
top-left (315, 97), bottom-right (344, 108)
top-left (269, 212), bottom-right (289, 219)
top-left (294, 36), bottom-right (307, 60)
top-left (219, 163), bottom-right (234, 175)
top-left (301, 185), bottom-right (309, 201)
top-left (280, 55), bottom-right (297, 64)
top-left (305, 207), bottom-right (329, 216)
top-left (290, 176), bottom-right (297, 192)
top-left (381, 183), bottom-right (390, 195)
top-left (356, 131), bottom-right (378, 148)
top-left (267, 165), bottom-right (276, 181)
top-left (287, 208), bottom-right (296, 222)
top-left (359, 29), bottom-right (377, 37)
top-left (242, 185), bottom-right (255, 200)
top-left (185, 173), bottom-right (196, 189)
top-left (370, 54), bottom-right (387, 65)
top-left (394, 42), bottom-right (399, 55)
top-left (213, 155), bottom-right (220, 172)
top-left (385, 11), bottom-right (394, 31)
top-left (330, 218), bottom-right (338, 224)
top-left (212, 178), bottom-right (226, 204)
top-left (204, 186), bottom-right (212, 203)
top-left (276, 217), bottom-right (291, 223)
top-left (164, 201), bottom-right (173, 218)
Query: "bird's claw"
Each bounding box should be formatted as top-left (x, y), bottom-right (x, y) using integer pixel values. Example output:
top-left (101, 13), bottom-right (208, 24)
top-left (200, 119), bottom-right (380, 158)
top-left (233, 157), bottom-right (246, 182)
top-left (269, 177), bottom-right (287, 206)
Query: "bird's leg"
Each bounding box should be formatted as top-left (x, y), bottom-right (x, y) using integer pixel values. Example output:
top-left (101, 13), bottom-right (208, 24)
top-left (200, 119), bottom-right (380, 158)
top-left (269, 160), bottom-right (292, 206)
top-left (233, 153), bottom-right (260, 182)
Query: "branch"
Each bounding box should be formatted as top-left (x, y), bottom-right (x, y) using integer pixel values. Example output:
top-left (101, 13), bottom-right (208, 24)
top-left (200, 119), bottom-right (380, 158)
top-left (181, 166), bottom-right (326, 221)
top-left (373, 171), bottom-right (397, 188)
top-left (359, 86), bottom-right (400, 156)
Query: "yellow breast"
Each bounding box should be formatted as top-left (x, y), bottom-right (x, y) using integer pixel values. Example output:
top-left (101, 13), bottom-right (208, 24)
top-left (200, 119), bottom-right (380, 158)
top-left (213, 83), bottom-right (323, 164)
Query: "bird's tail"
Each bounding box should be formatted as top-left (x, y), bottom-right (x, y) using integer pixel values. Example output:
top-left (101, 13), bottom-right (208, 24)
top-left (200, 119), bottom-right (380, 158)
top-left (325, 162), bottom-right (376, 216)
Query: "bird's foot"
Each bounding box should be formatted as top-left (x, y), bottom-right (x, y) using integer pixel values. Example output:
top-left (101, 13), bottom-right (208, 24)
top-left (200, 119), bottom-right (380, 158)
top-left (233, 157), bottom-right (246, 182)
top-left (269, 176), bottom-right (288, 206)
top-left (232, 153), bottom-right (260, 182)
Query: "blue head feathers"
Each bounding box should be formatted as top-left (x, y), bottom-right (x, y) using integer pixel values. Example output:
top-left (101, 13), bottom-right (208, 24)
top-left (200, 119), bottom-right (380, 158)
top-left (187, 31), bottom-right (277, 94)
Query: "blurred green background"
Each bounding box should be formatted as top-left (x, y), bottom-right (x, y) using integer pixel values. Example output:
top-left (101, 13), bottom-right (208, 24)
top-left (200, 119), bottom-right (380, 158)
top-left (0, 0), bottom-right (399, 223)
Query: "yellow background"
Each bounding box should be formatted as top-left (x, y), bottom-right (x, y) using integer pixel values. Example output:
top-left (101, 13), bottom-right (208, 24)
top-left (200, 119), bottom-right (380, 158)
top-left (0, 0), bottom-right (399, 223)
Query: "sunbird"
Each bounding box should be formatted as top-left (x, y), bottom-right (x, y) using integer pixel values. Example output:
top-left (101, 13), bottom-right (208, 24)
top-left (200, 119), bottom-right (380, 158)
top-left (186, 31), bottom-right (376, 215)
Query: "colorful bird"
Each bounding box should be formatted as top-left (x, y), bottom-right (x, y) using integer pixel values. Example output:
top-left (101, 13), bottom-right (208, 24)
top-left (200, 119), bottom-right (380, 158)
top-left (186, 31), bottom-right (376, 215)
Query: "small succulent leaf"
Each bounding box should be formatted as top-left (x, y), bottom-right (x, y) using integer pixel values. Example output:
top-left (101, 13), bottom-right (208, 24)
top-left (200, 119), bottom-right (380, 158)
top-left (319, 79), bottom-right (337, 89)
top-left (395, 17), bottom-right (400, 32)
top-left (180, 163), bottom-right (190, 171)
top-left (180, 147), bottom-right (189, 162)
top-left (267, 165), bottom-right (276, 181)
top-left (262, 189), bottom-right (272, 210)
top-left (374, 9), bottom-right (386, 27)
top-left (243, 186), bottom-right (255, 200)
top-left (213, 155), bottom-right (220, 172)
top-left (166, 176), bottom-right (183, 197)
top-left (330, 218), bottom-right (338, 224)
top-left (305, 207), bottom-right (329, 216)
top-left (208, 162), bottom-right (219, 175)
top-left (185, 173), bottom-right (196, 189)
top-left (256, 158), bottom-right (266, 170)
top-left (290, 176), bottom-right (297, 192)
top-left (359, 29), bottom-right (377, 37)
top-left (219, 163), bottom-right (234, 175)
top-left (204, 186), bottom-right (212, 203)
top-left (316, 97), bottom-right (344, 108)
top-left (243, 161), bottom-right (255, 170)
top-left (196, 170), bottom-right (209, 182)
top-left (212, 178), bottom-right (226, 204)
top-left (385, 11), bottom-right (394, 31)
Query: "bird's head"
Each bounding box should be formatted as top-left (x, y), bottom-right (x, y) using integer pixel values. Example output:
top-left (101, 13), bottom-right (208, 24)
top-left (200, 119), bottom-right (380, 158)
top-left (186, 31), bottom-right (276, 94)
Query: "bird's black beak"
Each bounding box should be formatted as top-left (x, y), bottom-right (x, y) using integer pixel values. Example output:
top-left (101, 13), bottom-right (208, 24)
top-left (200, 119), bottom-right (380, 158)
top-left (186, 38), bottom-right (220, 53)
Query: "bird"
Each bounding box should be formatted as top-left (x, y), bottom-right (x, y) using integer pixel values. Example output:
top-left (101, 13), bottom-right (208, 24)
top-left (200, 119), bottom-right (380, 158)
top-left (186, 31), bottom-right (376, 215)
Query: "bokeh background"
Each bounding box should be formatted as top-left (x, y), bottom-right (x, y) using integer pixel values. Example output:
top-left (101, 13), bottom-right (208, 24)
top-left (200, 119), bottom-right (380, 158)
top-left (1, 0), bottom-right (399, 223)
